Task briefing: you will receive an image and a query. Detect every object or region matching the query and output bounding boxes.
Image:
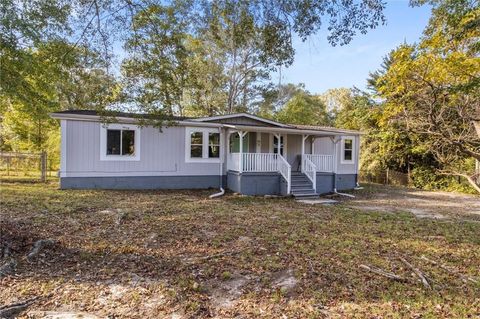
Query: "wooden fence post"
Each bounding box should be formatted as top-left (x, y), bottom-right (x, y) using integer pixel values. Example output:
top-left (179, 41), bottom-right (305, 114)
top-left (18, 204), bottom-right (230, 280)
top-left (40, 151), bottom-right (47, 183)
top-left (385, 168), bottom-right (389, 185)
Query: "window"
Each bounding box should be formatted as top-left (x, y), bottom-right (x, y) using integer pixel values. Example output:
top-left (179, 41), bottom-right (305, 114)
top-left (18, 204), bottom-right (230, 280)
top-left (273, 135), bottom-right (284, 155)
top-left (209, 133), bottom-right (220, 158)
top-left (100, 124), bottom-right (140, 161)
top-left (185, 127), bottom-right (221, 162)
top-left (341, 137), bottom-right (355, 164)
top-left (106, 129), bottom-right (135, 156)
top-left (190, 132), bottom-right (203, 158)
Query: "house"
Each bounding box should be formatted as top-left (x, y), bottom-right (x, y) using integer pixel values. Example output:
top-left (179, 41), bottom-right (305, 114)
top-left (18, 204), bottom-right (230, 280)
top-left (50, 110), bottom-right (362, 197)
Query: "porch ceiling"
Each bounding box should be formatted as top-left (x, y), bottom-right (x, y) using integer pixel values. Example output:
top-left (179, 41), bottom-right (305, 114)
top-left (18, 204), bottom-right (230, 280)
top-left (224, 124), bottom-right (360, 136)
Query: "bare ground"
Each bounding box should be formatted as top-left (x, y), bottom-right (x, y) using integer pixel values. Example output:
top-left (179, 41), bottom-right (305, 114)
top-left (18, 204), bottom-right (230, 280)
top-left (0, 181), bottom-right (479, 318)
top-left (342, 184), bottom-right (480, 221)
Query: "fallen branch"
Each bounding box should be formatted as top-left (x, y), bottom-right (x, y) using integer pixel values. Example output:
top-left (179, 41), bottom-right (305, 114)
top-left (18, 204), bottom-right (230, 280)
top-left (0, 296), bottom-right (40, 318)
top-left (181, 250), bottom-right (240, 264)
top-left (27, 239), bottom-right (55, 261)
top-left (420, 256), bottom-right (478, 284)
top-left (399, 257), bottom-right (432, 290)
top-left (360, 264), bottom-right (406, 281)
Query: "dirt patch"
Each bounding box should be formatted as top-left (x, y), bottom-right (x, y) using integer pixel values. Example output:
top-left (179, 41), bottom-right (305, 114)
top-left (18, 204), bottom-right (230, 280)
top-left (271, 269), bottom-right (298, 294)
top-left (208, 274), bottom-right (250, 309)
top-left (346, 184), bottom-right (480, 221)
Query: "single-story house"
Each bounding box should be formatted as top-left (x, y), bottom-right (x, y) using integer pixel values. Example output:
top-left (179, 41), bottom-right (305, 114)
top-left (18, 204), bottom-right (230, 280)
top-left (50, 110), bottom-right (362, 197)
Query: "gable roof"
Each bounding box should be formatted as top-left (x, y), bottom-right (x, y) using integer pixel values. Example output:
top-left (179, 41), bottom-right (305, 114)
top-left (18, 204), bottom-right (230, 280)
top-left (192, 113), bottom-right (291, 128)
top-left (50, 110), bottom-right (362, 135)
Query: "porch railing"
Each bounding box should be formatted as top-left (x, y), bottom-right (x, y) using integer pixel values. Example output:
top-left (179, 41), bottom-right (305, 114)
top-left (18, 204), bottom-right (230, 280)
top-left (304, 154), bottom-right (334, 172)
top-left (227, 152), bottom-right (291, 194)
top-left (242, 153), bottom-right (279, 172)
top-left (301, 155), bottom-right (317, 192)
top-left (277, 154), bottom-right (291, 194)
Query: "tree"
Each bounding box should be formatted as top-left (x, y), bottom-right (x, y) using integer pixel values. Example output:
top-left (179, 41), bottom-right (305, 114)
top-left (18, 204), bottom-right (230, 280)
top-left (376, 0), bottom-right (480, 192)
top-left (1, 41), bottom-right (118, 157)
top-left (275, 89), bottom-right (331, 126)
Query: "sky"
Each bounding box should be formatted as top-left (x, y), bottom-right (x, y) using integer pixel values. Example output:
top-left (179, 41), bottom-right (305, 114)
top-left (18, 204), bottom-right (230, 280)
top-left (277, 1), bottom-right (432, 94)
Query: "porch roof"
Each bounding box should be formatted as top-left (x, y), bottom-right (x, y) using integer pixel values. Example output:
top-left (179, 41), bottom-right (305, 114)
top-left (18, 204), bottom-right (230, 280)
top-left (224, 124), bottom-right (363, 136)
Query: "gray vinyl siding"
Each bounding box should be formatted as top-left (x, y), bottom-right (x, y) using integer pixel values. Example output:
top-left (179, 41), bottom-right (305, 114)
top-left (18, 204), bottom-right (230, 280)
top-left (312, 136), bottom-right (359, 175)
top-left (64, 120), bottom-right (221, 177)
top-left (286, 134), bottom-right (301, 170)
top-left (260, 133), bottom-right (270, 152)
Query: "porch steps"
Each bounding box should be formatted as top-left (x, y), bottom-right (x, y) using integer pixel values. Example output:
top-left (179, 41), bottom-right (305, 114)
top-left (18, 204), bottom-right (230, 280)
top-left (290, 172), bottom-right (318, 198)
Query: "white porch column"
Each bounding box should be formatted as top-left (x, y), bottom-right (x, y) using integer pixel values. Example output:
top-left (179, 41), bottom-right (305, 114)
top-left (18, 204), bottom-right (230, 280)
top-left (238, 131), bottom-right (247, 173)
top-left (302, 135), bottom-right (309, 155)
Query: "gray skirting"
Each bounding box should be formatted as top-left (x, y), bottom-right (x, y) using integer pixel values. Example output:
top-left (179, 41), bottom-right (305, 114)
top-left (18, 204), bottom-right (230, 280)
top-left (316, 172), bottom-right (357, 194)
top-left (60, 175), bottom-right (225, 190)
top-left (60, 173), bottom-right (357, 194)
top-left (227, 171), bottom-right (288, 196)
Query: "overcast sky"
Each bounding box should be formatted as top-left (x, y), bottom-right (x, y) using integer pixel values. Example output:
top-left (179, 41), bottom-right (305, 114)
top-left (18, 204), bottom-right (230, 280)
top-left (275, 1), bottom-right (432, 94)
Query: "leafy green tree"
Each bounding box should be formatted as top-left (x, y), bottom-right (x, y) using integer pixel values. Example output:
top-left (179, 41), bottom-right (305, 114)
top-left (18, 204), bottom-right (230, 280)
top-left (275, 89), bottom-right (331, 126)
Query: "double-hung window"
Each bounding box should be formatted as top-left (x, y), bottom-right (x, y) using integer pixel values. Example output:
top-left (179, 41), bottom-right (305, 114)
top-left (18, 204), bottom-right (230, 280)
top-left (100, 124), bottom-right (140, 161)
top-left (186, 128), bottom-right (221, 162)
top-left (341, 136), bottom-right (355, 164)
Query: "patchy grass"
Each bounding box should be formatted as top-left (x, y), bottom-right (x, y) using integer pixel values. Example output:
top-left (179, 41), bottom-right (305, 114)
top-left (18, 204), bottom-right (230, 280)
top-left (0, 181), bottom-right (479, 318)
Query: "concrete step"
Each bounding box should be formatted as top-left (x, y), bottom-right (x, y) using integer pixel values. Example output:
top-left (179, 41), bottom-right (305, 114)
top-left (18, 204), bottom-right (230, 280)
top-left (292, 193), bottom-right (318, 198)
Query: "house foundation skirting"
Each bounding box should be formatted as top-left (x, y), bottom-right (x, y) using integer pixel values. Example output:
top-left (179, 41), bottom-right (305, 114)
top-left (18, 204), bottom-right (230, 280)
top-left (60, 175), bottom-right (225, 190)
top-left (227, 171), bottom-right (288, 196)
top-left (316, 172), bottom-right (357, 194)
top-left (59, 173), bottom-right (357, 194)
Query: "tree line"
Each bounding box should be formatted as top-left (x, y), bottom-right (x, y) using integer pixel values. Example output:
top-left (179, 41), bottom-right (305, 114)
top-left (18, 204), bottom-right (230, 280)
top-left (0, 0), bottom-right (478, 192)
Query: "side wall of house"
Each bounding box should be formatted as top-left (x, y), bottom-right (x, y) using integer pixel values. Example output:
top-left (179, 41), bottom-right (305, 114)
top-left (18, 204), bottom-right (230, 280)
top-left (61, 120), bottom-right (224, 189)
top-left (313, 135), bottom-right (360, 191)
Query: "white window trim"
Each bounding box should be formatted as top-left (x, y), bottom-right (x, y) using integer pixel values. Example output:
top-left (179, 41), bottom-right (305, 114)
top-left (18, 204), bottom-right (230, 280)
top-left (340, 136), bottom-right (355, 164)
top-left (185, 127), bottom-right (222, 163)
top-left (100, 123), bottom-right (141, 161)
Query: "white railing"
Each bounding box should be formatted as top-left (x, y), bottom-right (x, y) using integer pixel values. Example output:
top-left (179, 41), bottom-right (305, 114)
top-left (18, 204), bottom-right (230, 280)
top-left (277, 154), bottom-right (291, 194)
top-left (301, 155), bottom-right (317, 192)
top-left (228, 152), bottom-right (291, 194)
top-left (242, 153), bottom-right (279, 172)
top-left (305, 154), bottom-right (334, 172)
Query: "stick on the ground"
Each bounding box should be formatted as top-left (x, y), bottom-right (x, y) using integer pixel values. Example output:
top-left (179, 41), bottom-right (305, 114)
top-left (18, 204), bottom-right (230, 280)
top-left (420, 256), bottom-right (478, 284)
top-left (399, 257), bottom-right (432, 290)
top-left (0, 296), bottom-right (41, 318)
top-left (27, 239), bottom-right (55, 261)
top-left (359, 264), bottom-right (405, 281)
top-left (182, 250), bottom-right (239, 264)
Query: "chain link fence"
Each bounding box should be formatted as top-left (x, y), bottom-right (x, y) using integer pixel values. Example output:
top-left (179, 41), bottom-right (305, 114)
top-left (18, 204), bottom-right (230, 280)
top-left (359, 168), bottom-right (411, 187)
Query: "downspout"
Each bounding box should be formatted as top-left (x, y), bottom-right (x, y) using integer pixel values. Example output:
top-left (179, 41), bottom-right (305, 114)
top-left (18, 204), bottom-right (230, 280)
top-left (209, 127), bottom-right (225, 199)
top-left (332, 136), bottom-right (355, 198)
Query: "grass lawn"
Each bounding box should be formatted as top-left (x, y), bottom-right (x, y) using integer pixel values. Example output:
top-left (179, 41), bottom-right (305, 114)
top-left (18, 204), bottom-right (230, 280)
top-left (0, 181), bottom-right (479, 318)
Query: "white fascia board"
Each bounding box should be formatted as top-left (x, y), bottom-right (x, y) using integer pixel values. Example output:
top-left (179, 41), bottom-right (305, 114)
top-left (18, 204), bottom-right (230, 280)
top-left (225, 124), bottom-right (357, 136)
top-left (49, 113), bottom-right (223, 128)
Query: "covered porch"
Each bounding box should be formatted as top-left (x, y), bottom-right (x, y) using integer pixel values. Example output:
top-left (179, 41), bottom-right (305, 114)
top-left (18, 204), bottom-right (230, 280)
top-left (224, 126), bottom-right (339, 196)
